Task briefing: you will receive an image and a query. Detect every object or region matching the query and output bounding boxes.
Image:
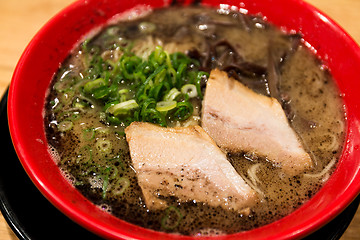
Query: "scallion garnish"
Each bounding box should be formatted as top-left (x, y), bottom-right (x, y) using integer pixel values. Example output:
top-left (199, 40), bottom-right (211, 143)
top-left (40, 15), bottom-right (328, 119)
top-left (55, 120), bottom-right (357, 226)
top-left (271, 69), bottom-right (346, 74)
top-left (76, 145), bottom-right (93, 164)
top-left (161, 206), bottom-right (183, 230)
top-left (181, 84), bottom-right (197, 98)
top-left (112, 177), bottom-right (130, 196)
top-left (80, 45), bottom-right (207, 127)
top-left (163, 88), bottom-right (180, 101)
top-left (84, 78), bottom-right (107, 93)
top-left (107, 99), bottom-right (139, 116)
top-left (156, 100), bottom-right (177, 112)
top-left (95, 139), bottom-right (112, 153)
top-left (83, 128), bottom-right (95, 141)
top-left (58, 120), bottom-right (73, 132)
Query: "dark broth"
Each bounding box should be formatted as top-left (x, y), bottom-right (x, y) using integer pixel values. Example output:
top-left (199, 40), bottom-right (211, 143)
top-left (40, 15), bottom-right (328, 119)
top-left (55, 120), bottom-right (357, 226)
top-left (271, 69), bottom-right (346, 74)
top-left (44, 6), bottom-right (345, 235)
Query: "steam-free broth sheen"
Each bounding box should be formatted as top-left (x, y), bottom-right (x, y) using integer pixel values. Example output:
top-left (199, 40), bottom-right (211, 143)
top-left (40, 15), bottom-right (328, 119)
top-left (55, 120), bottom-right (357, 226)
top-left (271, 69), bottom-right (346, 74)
top-left (44, 6), bottom-right (345, 235)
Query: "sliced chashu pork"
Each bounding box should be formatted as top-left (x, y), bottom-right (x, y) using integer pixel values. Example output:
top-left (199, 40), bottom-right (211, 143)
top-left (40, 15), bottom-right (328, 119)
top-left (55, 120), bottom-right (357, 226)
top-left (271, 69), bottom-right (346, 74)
top-left (125, 122), bottom-right (257, 212)
top-left (201, 69), bottom-right (312, 175)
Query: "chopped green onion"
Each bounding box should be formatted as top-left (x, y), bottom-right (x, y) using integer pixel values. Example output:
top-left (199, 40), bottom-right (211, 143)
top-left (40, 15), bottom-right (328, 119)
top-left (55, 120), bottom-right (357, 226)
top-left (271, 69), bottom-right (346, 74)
top-left (103, 101), bottom-right (119, 112)
top-left (167, 67), bottom-right (177, 86)
top-left (108, 155), bottom-right (125, 172)
top-left (92, 86), bottom-right (110, 99)
top-left (72, 98), bottom-right (89, 109)
top-left (149, 83), bottom-right (165, 101)
top-left (82, 128), bottom-right (95, 141)
top-left (175, 62), bottom-right (187, 88)
top-left (181, 84), bottom-right (197, 98)
top-left (153, 46), bottom-right (166, 66)
top-left (83, 78), bottom-right (107, 93)
top-left (120, 94), bottom-right (127, 102)
top-left (195, 71), bottom-right (208, 99)
top-left (174, 101), bottom-right (193, 121)
top-left (163, 88), bottom-right (180, 101)
top-left (107, 115), bottom-right (122, 125)
top-left (61, 44), bottom-right (205, 128)
top-left (106, 164), bottom-right (119, 180)
top-left (154, 68), bottom-right (167, 84)
top-left (141, 107), bottom-right (167, 127)
top-left (95, 139), bottom-right (112, 153)
top-left (140, 98), bottom-right (156, 113)
top-left (107, 99), bottom-right (139, 116)
top-left (118, 89), bottom-right (129, 95)
top-left (76, 145), bottom-right (93, 164)
top-left (112, 177), bottom-right (130, 196)
top-left (156, 100), bottom-right (177, 112)
top-left (58, 120), bottom-right (73, 132)
top-left (161, 206), bottom-right (183, 230)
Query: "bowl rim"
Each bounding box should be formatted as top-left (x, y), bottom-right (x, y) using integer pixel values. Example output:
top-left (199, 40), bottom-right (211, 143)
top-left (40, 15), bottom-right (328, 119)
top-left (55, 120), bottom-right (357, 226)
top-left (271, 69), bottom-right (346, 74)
top-left (7, 0), bottom-right (360, 239)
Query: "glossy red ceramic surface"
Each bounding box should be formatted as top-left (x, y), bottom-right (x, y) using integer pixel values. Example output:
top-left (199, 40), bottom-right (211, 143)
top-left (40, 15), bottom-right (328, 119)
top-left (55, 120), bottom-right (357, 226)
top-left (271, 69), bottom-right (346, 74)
top-left (8, 0), bottom-right (360, 239)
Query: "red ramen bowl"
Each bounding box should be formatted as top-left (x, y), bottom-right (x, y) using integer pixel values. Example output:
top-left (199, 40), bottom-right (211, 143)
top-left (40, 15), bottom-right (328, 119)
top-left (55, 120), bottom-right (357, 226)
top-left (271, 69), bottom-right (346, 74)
top-left (7, 0), bottom-right (360, 239)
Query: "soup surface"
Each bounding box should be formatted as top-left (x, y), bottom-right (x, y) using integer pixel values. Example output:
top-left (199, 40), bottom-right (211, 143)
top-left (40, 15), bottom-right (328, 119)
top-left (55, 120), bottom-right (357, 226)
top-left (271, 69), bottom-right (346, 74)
top-left (44, 6), bottom-right (345, 235)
